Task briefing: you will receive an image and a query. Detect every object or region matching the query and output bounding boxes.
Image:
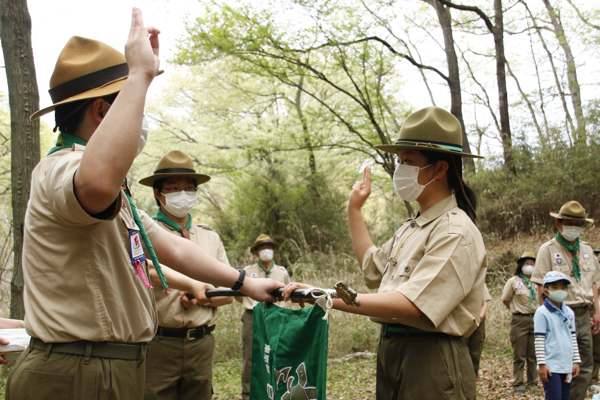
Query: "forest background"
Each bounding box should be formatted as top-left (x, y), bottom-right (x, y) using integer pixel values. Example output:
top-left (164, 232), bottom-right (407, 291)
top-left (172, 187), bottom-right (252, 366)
top-left (1, 0), bottom-right (600, 398)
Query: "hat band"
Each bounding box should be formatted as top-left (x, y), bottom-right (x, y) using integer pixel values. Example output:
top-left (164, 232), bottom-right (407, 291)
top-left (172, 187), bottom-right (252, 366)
top-left (394, 139), bottom-right (463, 153)
top-left (49, 63), bottom-right (129, 103)
top-left (558, 212), bottom-right (585, 220)
top-left (154, 167), bottom-right (197, 175)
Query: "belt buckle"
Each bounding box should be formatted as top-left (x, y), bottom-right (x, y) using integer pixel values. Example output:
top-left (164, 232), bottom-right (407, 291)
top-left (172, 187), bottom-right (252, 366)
top-left (186, 328), bottom-right (197, 341)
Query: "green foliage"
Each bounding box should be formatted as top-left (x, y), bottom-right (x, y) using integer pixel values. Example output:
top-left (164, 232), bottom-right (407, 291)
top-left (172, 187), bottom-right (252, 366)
top-left (472, 138), bottom-right (600, 236)
top-left (207, 162), bottom-right (350, 263)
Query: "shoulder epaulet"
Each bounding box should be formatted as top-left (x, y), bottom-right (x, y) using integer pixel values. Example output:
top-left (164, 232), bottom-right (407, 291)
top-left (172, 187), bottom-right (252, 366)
top-left (195, 223), bottom-right (213, 231)
top-left (580, 240), bottom-right (590, 246)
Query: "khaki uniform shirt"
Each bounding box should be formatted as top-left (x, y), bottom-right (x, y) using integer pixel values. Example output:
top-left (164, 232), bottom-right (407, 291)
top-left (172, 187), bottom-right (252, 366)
top-left (502, 276), bottom-right (539, 314)
top-left (241, 263), bottom-right (290, 310)
top-left (362, 194), bottom-right (487, 337)
top-left (154, 220), bottom-right (230, 328)
top-left (531, 238), bottom-right (600, 307)
top-left (22, 145), bottom-right (162, 343)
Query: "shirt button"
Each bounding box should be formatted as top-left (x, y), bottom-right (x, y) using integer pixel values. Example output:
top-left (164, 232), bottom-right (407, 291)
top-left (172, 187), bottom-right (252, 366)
top-left (404, 266), bottom-right (410, 272)
top-left (410, 222), bottom-right (415, 228)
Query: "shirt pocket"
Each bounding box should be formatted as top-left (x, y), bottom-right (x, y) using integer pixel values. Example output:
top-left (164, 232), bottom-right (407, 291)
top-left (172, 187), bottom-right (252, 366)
top-left (393, 259), bottom-right (414, 285)
top-left (120, 210), bottom-right (141, 268)
top-left (581, 259), bottom-right (594, 273)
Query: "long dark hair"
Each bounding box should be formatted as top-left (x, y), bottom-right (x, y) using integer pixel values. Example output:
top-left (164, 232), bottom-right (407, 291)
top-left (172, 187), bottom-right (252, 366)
top-left (421, 150), bottom-right (477, 222)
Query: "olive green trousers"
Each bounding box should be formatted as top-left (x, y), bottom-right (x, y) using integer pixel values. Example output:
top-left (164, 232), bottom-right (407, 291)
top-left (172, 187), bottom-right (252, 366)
top-left (376, 330), bottom-right (476, 400)
top-left (144, 333), bottom-right (214, 400)
top-left (7, 340), bottom-right (146, 400)
top-left (508, 314), bottom-right (538, 390)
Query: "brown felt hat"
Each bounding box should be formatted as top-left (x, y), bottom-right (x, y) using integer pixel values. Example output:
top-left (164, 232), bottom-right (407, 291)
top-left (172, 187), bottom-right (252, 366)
top-left (550, 201), bottom-right (593, 225)
top-left (31, 36), bottom-right (162, 120)
top-left (139, 150), bottom-right (210, 187)
top-left (251, 234), bottom-right (280, 253)
top-left (517, 251), bottom-right (536, 264)
top-left (375, 107), bottom-right (483, 159)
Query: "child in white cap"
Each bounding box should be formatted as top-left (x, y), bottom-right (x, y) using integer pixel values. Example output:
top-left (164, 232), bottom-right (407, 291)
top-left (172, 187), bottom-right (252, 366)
top-left (534, 271), bottom-right (582, 400)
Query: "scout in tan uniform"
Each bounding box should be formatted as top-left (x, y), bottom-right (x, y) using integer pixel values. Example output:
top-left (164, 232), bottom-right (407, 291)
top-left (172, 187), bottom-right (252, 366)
top-left (237, 234), bottom-right (290, 400)
top-left (467, 284), bottom-right (491, 380)
top-left (7, 11), bottom-right (283, 400)
top-left (139, 150), bottom-right (233, 400)
top-left (284, 107), bottom-right (487, 400)
top-left (531, 201), bottom-right (600, 400)
top-left (502, 251), bottom-right (540, 394)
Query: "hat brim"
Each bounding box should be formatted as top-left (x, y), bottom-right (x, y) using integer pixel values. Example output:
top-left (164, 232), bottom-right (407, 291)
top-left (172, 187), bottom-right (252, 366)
top-left (517, 256), bottom-right (536, 263)
top-left (375, 142), bottom-right (484, 159)
top-left (549, 212), bottom-right (593, 225)
top-left (139, 172), bottom-right (211, 187)
top-left (251, 240), bottom-right (280, 253)
top-left (30, 70), bottom-right (164, 120)
top-left (544, 277), bottom-right (572, 286)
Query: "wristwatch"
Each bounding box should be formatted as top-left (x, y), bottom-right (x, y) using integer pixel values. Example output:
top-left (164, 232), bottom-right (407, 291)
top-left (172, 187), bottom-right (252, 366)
top-left (232, 269), bottom-right (246, 291)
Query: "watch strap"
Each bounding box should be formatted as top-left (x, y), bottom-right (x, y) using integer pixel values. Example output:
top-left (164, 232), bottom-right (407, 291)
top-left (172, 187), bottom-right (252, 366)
top-left (232, 269), bottom-right (246, 291)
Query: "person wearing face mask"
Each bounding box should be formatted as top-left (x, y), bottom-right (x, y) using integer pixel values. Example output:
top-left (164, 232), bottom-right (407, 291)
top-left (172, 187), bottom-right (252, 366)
top-left (531, 201), bottom-right (599, 400)
top-left (502, 251), bottom-right (540, 394)
top-left (138, 150), bottom-right (233, 400)
top-left (237, 234), bottom-right (290, 400)
top-left (534, 271), bottom-right (581, 400)
top-left (7, 14), bottom-right (284, 400)
top-left (282, 106), bottom-right (487, 400)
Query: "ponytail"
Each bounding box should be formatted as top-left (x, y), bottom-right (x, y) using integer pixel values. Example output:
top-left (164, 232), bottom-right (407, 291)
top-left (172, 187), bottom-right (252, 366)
top-left (422, 151), bottom-right (478, 223)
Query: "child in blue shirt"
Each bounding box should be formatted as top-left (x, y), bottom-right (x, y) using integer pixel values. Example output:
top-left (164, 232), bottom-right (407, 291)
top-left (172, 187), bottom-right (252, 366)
top-left (534, 271), bottom-right (582, 400)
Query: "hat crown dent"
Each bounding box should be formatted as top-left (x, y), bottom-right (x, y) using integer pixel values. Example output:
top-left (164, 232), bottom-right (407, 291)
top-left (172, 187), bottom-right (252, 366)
top-left (559, 201), bottom-right (585, 217)
top-left (50, 36), bottom-right (126, 88)
top-left (156, 150), bottom-right (195, 172)
top-left (399, 106), bottom-right (462, 147)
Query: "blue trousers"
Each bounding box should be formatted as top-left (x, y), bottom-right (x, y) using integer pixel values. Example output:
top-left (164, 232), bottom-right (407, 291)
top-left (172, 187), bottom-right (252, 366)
top-left (542, 373), bottom-right (571, 400)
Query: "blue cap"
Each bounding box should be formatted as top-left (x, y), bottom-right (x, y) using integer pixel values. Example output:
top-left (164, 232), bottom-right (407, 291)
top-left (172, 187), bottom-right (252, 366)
top-left (543, 271), bottom-right (571, 286)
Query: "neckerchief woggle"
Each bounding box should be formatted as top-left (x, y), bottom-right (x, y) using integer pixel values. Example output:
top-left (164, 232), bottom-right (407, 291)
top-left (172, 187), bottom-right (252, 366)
top-left (556, 231), bottom-right (581, 283)
top-left (48, 133), bottom-right (170, 292)
top-left (152, 208), bottom-right (191, 233)
top-left (519, 273), bottom-right (539, 309)
top-left (257, 261), bottom-right (274, 278)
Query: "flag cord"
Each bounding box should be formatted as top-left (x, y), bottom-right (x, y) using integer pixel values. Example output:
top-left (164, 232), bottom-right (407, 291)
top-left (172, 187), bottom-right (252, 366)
top-left (307, 287), bottom-right (333, 321)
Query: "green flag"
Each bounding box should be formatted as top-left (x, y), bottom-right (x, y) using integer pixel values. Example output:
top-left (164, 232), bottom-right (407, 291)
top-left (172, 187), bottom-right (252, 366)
top-left (250, 302), bottom-right (329, 400)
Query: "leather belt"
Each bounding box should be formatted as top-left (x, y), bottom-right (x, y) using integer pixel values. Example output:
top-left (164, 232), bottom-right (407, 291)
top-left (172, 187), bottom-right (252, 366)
top-left (513, 313), bottom-right (534, 317)
top-left (381, 323), bottom-right (449, 338)
top-left (571, 305), bottom-right (592, 316)
top-left (156, 325), bottom-right (215, 341)
top-left (31, 338), bottom-right (148, 360)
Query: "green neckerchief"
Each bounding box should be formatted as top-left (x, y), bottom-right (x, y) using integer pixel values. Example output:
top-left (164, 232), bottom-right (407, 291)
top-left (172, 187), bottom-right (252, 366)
top-left (152, 209), bottom-right (192, 234)
top-left (556, 231), bottom-right (581, 282)
top-left (47, 134), bottom-right (170, 291)
top-left (519, 273), bottom-right (539, 309)
top-left (47, 133), bottom-right (88, 156)
top-left (257, 261), bottom-right (274, 278)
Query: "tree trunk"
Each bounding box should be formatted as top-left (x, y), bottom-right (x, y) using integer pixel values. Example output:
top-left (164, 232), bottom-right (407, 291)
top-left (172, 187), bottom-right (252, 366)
top-left (541, 0), bottom-right (585, 143)
top-left (493, 0), bottom-right (515, 174)
top-left (0, 0), bottom-right (40, 320)
top-left (293, 77), bottom-right (316, 176)
top-left (431, 1), bottom-right (475, 172)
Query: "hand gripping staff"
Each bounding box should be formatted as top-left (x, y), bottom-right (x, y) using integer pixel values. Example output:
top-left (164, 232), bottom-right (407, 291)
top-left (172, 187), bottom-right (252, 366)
top-left (188, 281), bottom-right (361, 307)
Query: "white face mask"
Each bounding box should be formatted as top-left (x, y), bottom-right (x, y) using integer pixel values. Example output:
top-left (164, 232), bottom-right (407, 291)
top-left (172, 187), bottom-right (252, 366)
top-left (137, 116), bottom-right (149, 157)
top-left (561, 225), bottom-right (582, 242)
top-left (547, 289), bottom-right (568, 303)
top-left (161, 190), bottom-right (197, 218)
top-left (258, 249), bottom-right (274, 262)
top-left (521, 265), bottom-right (535, 276)
top-left (393, 163), bottom-right (435, 202)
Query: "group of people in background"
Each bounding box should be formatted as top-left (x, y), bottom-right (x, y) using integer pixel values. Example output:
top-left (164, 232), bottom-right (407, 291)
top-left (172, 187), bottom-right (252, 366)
top-left (3, 8), bottom-right (596, 400)
top-left (502, 200), bottom-right (599, 400)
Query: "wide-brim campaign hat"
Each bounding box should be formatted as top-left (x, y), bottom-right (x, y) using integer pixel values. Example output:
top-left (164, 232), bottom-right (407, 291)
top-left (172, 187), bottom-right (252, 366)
top-left (251, 234), bottom-right (280, 253)
top-left (375, 107), bottom-right (483, 159)
top-left (139, 150), bottom-right (210, 187)
top-left (31, 36), bottom-right (162, 120)
top-left (517, 251), bottom-right (536, 264)
top-left (549, 201), bottom-right (593, 225)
